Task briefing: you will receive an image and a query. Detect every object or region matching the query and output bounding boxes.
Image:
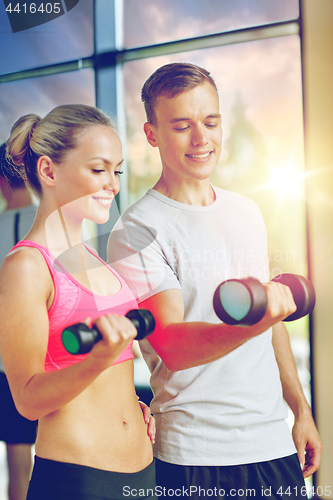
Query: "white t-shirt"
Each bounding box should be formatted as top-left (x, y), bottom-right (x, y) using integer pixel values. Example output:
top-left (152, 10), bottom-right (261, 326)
top-left (108, 186), bottom-right (296, 466)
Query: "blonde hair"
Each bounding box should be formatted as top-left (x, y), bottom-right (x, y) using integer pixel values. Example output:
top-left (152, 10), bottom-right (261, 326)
top-left (7, 104), bottom-right (113, 196)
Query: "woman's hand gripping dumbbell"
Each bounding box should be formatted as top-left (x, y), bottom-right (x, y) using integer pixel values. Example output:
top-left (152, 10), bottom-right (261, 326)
top-left (213, 273), bottom-right (316, 326)
top-left (62, 309), bottom-right (155, 355)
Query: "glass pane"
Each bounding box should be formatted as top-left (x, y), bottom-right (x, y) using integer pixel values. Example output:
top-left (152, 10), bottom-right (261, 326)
top-left (0, 69), bottom-right (95, 141)
top-left (123, 36), bottom-right (310, 405)
top-left (0, 0), bottom-right (93, 75)
top-left (124, 0), bottom-right (299, 48)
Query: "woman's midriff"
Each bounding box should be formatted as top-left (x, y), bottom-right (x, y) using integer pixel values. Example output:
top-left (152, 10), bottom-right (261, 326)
top-left (35, 360), bottom-right (153, 473)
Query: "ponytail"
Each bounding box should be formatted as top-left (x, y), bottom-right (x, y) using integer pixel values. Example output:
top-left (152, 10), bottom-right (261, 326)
top-left (7, 114), bottom-right (42, 194)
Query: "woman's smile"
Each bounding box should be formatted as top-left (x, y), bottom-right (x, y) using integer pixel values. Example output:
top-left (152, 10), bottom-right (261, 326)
top-left (92, 195), bottom-right (114, 208)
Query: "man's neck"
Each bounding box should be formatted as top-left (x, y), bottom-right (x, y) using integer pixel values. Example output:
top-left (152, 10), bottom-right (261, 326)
top-left (153, 177), bottom-right (215, 206)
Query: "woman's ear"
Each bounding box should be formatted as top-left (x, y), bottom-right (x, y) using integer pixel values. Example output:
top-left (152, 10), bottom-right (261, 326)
top-left (144, 122), bottom-right (158, 148)
top-left (37, 156), bottom-right (56, 188)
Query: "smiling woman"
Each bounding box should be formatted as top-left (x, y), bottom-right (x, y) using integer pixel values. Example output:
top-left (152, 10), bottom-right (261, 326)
top-left (41, 124), bottom-right (123, 227)
top-left (0, 104), bottom-right (156, 500)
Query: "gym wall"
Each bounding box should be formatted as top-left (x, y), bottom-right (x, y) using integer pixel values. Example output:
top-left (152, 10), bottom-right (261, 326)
top-left (302, 0), bottom-right (333, 493)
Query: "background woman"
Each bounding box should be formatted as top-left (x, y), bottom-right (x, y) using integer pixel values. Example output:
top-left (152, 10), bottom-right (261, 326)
top-left (0, 143), bottom-right (37, 500)
top-left (0, 105), bottom-right (155, 500)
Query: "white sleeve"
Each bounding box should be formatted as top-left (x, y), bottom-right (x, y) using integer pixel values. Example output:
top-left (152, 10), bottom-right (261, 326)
top-left (107, 216), bottom-right (181, 303)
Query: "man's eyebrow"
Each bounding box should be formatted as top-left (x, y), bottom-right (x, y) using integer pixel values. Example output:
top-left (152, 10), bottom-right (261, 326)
top-left (169, 114), bottom-right (221, 124)
top-left (169, 117), bottom-right (190, 124)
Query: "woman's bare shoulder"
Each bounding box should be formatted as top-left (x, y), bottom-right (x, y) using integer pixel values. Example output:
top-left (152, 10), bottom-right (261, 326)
top-left (0, 245), bottom-right (52, 296)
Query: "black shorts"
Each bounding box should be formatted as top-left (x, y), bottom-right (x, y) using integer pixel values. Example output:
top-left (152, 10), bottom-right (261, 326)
top-left (0, 372), bottom-right (37, 444)
top-left (26, 456), bottom-right (157, 500)
top-left (155, 454), bottom-right (306, 500)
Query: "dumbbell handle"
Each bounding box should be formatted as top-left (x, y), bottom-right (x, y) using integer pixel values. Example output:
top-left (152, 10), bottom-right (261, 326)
top-left (213, 273), bottom-right (316, 326)
top-left (62, 309), bottom-right (155, 355)
top-left (271, 274), bottom-right (316, 322)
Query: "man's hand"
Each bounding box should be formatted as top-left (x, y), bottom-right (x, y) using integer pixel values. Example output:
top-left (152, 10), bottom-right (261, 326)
top-left (292, 412), bottom-right (323, 477)
top-left (138, 398), bottom-right (156, 445)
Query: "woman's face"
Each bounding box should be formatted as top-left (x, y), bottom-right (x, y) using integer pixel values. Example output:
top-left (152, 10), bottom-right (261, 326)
top-left (52, 125), bottom-right (123, 225)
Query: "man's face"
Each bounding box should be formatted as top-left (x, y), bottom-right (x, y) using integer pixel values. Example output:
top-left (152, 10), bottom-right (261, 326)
top-left (144, 81), bottom-right (222, 184)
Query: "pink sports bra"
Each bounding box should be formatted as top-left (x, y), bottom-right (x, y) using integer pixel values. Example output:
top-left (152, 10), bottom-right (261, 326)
top-left (11, 240), bottom-right (137, 372)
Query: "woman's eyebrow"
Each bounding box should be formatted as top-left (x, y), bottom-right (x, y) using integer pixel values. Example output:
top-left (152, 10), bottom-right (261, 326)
top-left (87, 158), bottom-right (124, 166)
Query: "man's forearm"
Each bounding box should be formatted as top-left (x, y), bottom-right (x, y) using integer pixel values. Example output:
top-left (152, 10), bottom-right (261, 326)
top-left (272, 322), bottom-right (310, 416)
top-left (141, 284), bottom-right (297, 372)
top-left (154, 321), bottom-right (255, 371)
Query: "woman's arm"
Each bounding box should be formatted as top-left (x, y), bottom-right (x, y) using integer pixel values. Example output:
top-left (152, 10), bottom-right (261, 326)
top-left (0, 248), bottom-right (137, 421)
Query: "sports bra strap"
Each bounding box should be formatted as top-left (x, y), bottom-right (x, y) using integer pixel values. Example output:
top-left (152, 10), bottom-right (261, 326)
top-left (11, 240), bottom-right (59, 291)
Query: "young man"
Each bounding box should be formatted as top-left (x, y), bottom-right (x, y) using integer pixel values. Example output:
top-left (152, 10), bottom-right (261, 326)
top-left (108, 63), bottom-right (323, 498)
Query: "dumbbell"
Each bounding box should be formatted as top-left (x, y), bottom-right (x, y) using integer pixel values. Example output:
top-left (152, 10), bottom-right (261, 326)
top-left (62, 309), bottom-right (155, 355)
top-left (213, 273), bottom-right (316, 326)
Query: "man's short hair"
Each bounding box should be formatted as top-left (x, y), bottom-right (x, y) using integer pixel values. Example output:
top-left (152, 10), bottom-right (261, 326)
top-left (141, 63), bottom-right (218, 125)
